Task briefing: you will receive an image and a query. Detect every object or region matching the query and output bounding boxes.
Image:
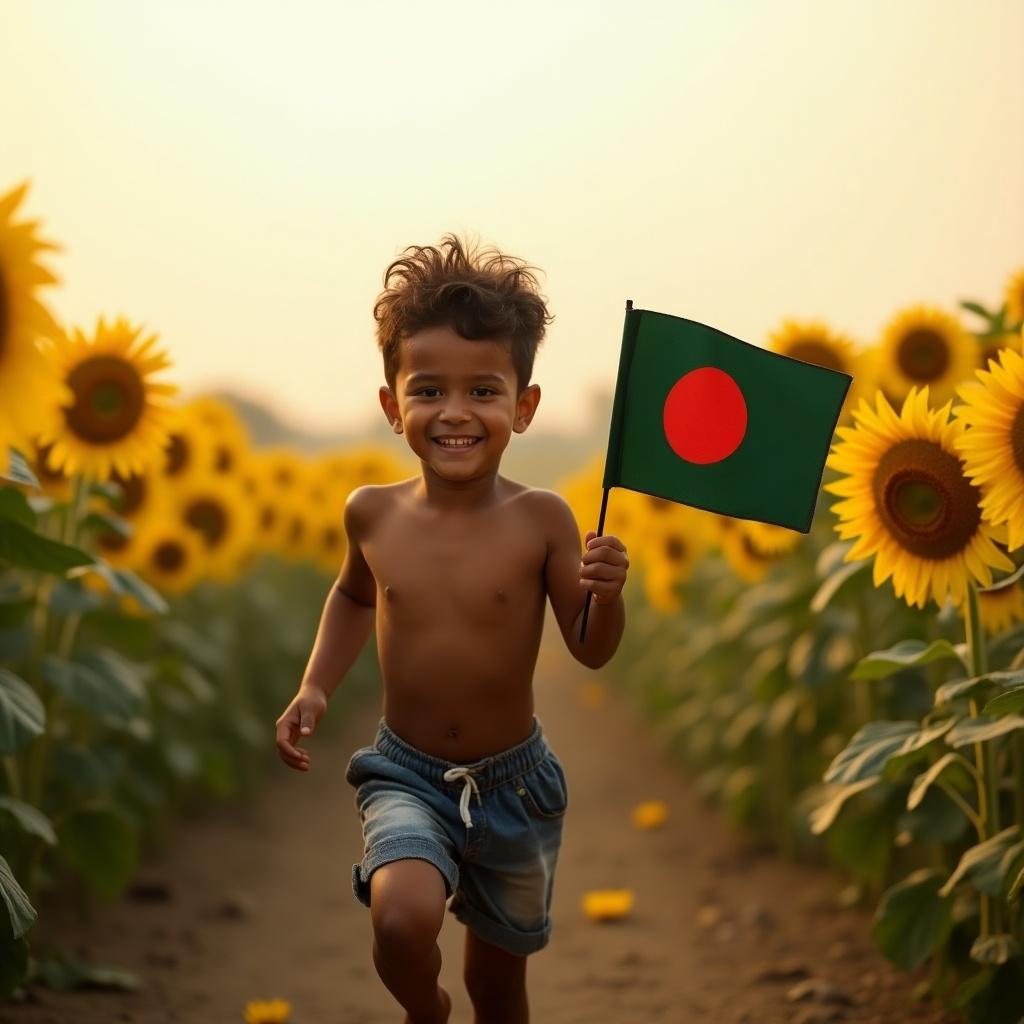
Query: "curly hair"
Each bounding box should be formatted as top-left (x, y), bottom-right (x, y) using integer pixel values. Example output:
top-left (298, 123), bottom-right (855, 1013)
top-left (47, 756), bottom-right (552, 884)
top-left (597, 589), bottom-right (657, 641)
top-left (373, 233), bottom-right (554, 394)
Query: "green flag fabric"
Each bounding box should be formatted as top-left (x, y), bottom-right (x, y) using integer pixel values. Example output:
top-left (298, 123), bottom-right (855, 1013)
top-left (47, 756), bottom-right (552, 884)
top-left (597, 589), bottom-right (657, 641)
top-left (602, 306), bottom-right (853, 533)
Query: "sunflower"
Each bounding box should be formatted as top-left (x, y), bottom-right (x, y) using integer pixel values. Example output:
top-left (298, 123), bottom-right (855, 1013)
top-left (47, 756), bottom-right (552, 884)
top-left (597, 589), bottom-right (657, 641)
top-left (824, 386), bottom-right (1014, 610)
top-left (719, 520), bottom-right (780, 584)
top-left (21, 440), bottom-right (73, 502)
top-left (173, 472), bottom-right (255, 583)
top-left (955, 580), bottom-right (1024, 638)
top-left (1005, 268), bottom-right (1024, 328)
top-left (37, 316), bottom-right (176, 480)
top-left (581, 889), bottom-right (634, 922)
top-left (131, 520), bottom-right (207, 596)
top-left (184, 395), bottom-right (250, 475)
top-left (643, 561), bottom-right (684, 613)
top-left (0, 182), bottom-right (69, 460)
top-left (158, 401), bottom-right (219, 481)
top-left (767, 319), bottom-right (870, 423)
top-left (744, 520), bottom-right (802, 557)
top-left (345, 446), bottom-right (411, 484)
top-left (872, 305), bottom-right (977, 408)
top-left (951, 346), bottom-right (1024, 551)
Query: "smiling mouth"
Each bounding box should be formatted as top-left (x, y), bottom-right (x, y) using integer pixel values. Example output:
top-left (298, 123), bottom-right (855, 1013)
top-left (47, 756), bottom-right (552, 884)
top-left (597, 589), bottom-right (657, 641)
top-left (432, 436), bottom-right (483, 449)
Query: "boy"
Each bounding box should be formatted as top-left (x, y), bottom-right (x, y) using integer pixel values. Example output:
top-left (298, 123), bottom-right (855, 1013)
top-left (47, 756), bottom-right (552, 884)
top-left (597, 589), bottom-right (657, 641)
top-left (275, 234), bottom-right (628, 1024)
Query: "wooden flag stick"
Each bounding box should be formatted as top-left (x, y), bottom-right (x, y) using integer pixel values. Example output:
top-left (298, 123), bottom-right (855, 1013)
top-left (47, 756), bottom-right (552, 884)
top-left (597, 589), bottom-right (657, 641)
top-left (578, 485), bottom-right (611, 645)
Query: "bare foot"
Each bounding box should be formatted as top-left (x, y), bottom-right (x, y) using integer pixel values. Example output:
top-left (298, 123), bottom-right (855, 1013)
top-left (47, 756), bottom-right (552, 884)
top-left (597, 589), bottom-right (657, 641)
top-left (403, 983), bottom-right (451, 1024)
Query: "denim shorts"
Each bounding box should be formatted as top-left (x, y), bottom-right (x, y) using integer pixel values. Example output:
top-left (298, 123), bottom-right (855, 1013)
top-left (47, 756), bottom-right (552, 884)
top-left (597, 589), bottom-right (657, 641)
top-left (344, 715), bottom-right (568, 957)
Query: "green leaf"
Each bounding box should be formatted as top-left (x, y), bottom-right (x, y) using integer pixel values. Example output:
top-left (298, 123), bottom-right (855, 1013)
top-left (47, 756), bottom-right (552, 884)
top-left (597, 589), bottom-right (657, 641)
top-left (1009, 863), bottom-right (1024, 901)
top-left (87, 480), bottom-right (122, 503)
top-left (0, 668), bottom-right (45, 755)
top-left (0, 854), bottom-right (37, 939)
top-left (960, 300), bottom-right (993, 319)
top-left (948, 715), bottom-right (1024, 748)
top-left (0, 797), bottom-right (57, 845)
top-left (809, 558), bottom-right (871, 613)
top-left (824, 719), bottom-right (956, 785)
top-left (937, 670), bottom-right (1024, 707)
top-left (79, 511), bottom-right (133, 539)
top-left (907, 752), bottom-right (976, 811)
top-left (983, 685), bottom-right (1024, 718)
top-left (41, 651), bottom-right (146, 722)
top-left (0, 519), bottom-right (94, 574)
top-left (56, 806), bottom-right (138, 902)
top-left (872, 869), bottom-right (953, 970)
top-left (32, 950), bottom-right (141, 992)
top-left (0, 488), bottom-right (36, 530)
top-left (952, 967), bottom-right (997, 1009)
top-left (940, 827), bottom-right (1022, 897)
top-left (970, 934), bottom-right (1020, 966)
top-left (1, 449), bottom-right (39, 489)
top-left (808, 777), bottom-right (881, 834)
top-left (851, 638), bottom-right (969, 680)
top-left (84, 561), bottom-right (168, 614)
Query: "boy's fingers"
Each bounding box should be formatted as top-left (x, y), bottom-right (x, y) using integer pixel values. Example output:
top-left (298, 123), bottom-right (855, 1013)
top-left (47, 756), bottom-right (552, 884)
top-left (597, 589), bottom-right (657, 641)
top-left (581, 563), bottom-right (626, 581)
top-left (586, 534), bottom-right (626, 551)
top-left (582, 546), bottom-right (629, 566)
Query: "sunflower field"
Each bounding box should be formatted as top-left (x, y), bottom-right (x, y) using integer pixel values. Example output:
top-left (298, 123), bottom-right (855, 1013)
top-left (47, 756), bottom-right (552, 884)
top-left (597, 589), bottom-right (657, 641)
top-left (0, 182), bottom-right (412, 996)
top-left (559, 275), bottom-right (1024, 1020)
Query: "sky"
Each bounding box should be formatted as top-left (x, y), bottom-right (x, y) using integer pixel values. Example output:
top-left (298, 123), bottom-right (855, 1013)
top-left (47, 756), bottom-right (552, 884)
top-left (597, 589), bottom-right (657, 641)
top-left (4, 0), bottom-right (1023, 437)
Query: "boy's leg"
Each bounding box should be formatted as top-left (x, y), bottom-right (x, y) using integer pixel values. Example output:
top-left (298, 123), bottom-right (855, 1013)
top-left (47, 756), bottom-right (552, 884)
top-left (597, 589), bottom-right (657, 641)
top-left (463, 926), bottom-right (528, 1024)
top-left (370, 859), bottom-right (452, 1024)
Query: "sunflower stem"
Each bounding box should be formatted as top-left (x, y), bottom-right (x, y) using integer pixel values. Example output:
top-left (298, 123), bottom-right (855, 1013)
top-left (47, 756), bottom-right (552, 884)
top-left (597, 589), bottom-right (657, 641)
top-left (964, 578), bottom-right (1001, 937)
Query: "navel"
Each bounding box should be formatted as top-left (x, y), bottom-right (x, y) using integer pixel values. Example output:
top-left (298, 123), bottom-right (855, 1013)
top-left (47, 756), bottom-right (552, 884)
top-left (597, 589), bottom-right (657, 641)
top-left (447, 726), bottom-right (460, 739)
top-left (496, 588), bottom-right (507, 602)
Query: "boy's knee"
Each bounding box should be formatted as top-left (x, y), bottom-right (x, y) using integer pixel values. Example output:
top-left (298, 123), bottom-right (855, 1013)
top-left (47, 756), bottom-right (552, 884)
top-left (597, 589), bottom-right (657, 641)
top-left (369, 858), bottom-right (447, 954)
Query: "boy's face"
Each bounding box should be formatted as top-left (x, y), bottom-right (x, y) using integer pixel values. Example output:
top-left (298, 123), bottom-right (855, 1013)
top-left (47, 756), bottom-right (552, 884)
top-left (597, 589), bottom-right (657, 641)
top-left (379, 324), bottom-right (541, 481)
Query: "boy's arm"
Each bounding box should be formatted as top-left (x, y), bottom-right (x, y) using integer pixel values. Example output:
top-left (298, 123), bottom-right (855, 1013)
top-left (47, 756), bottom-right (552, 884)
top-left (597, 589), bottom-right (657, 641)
top-left (299, 486), bottom-right (378, 698)
top-left (275, 487), bottom-right (377, 770)
top-left (539, 491), bottom-right (627, 671)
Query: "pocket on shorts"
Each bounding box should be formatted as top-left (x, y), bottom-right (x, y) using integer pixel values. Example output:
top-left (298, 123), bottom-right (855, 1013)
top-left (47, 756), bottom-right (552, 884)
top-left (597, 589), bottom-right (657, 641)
top-left (516, 752), bottom-right (568, 819)
top-left (345, 746), bottom-right (378, 787)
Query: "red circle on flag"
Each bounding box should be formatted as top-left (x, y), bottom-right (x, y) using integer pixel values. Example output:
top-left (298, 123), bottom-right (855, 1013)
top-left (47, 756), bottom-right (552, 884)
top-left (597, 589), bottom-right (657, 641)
top-left (662, 367), bottom-right (747, 464)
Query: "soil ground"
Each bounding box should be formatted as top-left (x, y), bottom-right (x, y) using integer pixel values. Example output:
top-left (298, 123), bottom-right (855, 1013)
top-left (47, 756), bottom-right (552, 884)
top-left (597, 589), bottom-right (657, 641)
top-left (1, 623), bottom-right (958, 1024)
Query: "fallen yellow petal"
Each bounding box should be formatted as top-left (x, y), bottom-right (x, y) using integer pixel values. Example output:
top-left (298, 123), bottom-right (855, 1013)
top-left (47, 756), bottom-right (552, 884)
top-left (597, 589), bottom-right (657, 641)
top-left (244, 998), bottom-right (292, 1024)
top-left (631, 799), bottom-right (668, 830)
top-left (582, 888), bottom-right (635, 921)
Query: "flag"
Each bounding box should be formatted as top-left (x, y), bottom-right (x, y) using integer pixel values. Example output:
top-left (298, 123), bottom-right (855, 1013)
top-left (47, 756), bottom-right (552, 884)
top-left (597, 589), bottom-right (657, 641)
top-left (602, 305), bottom-right (853, 533)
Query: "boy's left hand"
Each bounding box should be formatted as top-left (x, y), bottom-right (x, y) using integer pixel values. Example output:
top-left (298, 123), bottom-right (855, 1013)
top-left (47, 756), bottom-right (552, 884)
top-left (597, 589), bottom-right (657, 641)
top-left (580, 530), bottom-right (629, 606)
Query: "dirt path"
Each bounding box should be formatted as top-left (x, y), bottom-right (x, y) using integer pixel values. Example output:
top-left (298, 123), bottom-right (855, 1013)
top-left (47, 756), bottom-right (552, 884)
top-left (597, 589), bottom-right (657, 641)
top-left (2, 621), bottom-right (956, 1024)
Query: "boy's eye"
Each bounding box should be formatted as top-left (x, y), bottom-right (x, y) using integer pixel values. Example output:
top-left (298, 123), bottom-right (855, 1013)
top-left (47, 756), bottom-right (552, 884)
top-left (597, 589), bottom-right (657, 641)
top-left (413, 387), bottom-right (495, 397)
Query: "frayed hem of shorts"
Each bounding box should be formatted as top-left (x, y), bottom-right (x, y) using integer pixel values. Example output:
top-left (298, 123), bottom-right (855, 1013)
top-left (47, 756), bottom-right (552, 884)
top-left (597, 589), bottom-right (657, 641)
top-left (447, 896), bottom-right (551, 956)
top-left (351, 835), bottom-right (459, 907)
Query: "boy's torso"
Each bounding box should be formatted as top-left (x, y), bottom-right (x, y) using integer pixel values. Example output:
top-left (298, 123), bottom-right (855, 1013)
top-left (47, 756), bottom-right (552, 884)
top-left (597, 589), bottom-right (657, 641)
top-left (360, 478), bottom-right (549, 763)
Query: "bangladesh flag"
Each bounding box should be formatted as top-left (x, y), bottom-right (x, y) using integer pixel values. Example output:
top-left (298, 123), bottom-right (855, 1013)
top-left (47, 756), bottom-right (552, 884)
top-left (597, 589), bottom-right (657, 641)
top-left (602, 304), bottom-right (853, 533)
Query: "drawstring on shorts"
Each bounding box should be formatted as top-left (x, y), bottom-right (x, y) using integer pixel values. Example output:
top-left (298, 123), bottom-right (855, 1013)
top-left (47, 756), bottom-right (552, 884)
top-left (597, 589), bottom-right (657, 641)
top-left (443, 765), bottom-right (482, 828)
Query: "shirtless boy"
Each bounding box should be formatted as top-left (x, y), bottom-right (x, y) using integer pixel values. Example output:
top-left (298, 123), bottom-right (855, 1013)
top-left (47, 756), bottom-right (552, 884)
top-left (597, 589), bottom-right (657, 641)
top-left (275, 234), bottom-right (628, 1024)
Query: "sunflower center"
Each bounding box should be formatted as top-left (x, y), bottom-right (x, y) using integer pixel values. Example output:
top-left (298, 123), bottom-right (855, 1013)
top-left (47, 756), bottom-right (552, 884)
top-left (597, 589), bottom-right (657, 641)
top-left (185, 498), bottom-right (228, 547)
top-left (98, 530), bottom-right (129, 553)
top-left (646, 495), bottom-right (671, 513)
top-left (153, 540), bottom-right (186, 573)
top-left (664, 535), bottom-right (686, 563)
top-left (289, 517), bottom-right (304, 544)
top-left (324, 526), bottom-right (341, 549)
top-left (65, 356), bottom-right (145, 444)
top-left (897, 330), bottom-right (949, 382)
top-left (215, 446), bottom-right (233, 473)
top-left (873, 438), bottom-right (981, 558)
top-left (111, 470), bottom-right (146, 517)
top-left (260, 506), bottom-right (276, 530)
top-left (741, 534), bottom-right (771, 562)
top-left (787, 340), bottom-right (843, 371)
top-left (1013, 402), bottom-right (1024, 476)
top-left (165, 434), bottom-right (189, 475)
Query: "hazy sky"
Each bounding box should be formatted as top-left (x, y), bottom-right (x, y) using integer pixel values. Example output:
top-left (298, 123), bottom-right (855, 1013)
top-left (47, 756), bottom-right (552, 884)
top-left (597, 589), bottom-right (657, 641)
top-left (5, 0), bottom-right (1022, 436)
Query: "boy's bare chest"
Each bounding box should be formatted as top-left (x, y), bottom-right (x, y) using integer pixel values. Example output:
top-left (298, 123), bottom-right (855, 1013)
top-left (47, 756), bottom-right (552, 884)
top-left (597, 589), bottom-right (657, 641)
top-left (364, 514), bottom-right (547, 619)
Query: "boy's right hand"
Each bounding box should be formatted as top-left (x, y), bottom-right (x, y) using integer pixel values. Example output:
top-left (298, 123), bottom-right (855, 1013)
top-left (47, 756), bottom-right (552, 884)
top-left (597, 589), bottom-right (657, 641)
top-left (275, 685), bottom-right (328, 771)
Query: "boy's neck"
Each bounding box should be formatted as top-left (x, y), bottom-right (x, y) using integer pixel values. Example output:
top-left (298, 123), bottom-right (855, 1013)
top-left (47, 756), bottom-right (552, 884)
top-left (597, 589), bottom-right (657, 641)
top-left (413, 466), bottom-right (503, 511)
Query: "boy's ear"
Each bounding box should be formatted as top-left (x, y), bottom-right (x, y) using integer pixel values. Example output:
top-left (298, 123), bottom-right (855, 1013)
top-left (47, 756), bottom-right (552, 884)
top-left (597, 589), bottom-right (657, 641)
top-left (513, 384), bottom-right (541, 434)
top-left (379, 386), bottom-right (403, 433)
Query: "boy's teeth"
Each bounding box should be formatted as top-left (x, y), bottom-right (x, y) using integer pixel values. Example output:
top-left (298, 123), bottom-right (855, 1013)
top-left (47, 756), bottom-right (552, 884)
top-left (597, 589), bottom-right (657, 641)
top-left (438, 438), bottom-right (478, 447)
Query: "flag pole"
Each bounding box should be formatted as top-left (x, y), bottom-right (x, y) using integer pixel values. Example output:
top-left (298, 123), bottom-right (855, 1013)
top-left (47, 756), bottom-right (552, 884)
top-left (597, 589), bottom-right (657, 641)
top-left (579, 298), bottom-right (633, 646)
